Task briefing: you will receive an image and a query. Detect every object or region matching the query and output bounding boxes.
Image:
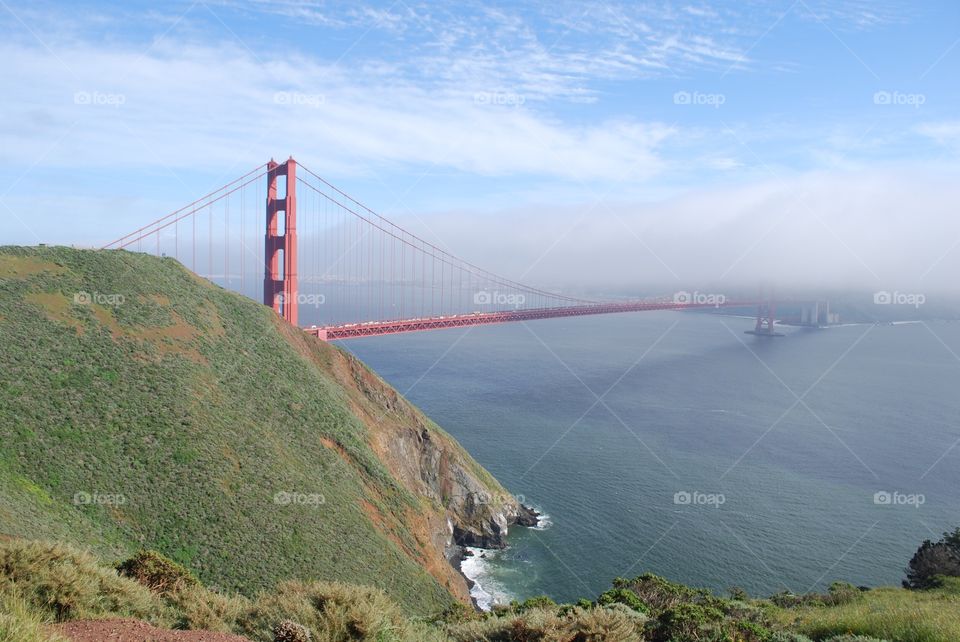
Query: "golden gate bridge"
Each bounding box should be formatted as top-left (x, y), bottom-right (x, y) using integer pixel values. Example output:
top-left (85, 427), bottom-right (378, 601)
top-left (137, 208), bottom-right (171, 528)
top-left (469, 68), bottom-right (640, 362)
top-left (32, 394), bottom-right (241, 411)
top-left (103, 157), bottom-right (781, 340)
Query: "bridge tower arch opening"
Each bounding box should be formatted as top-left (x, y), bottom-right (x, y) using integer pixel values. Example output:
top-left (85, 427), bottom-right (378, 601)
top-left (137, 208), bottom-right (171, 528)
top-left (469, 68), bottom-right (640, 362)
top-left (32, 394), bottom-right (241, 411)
top-left (264, 158), bottom-right (298, 326)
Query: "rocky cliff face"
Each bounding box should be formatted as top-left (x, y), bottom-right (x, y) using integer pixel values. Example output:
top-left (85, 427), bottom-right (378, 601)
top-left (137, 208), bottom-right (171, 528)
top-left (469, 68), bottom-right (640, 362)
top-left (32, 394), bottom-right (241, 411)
top-left (336, 349), bottom-right (537, 560)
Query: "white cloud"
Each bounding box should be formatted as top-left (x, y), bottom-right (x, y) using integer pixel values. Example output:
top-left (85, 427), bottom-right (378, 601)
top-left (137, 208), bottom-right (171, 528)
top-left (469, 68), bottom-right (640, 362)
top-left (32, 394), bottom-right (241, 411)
top-left (0, 38), bottom-right (674, 182)
top-left (917, 121), bottom-right (960, 149)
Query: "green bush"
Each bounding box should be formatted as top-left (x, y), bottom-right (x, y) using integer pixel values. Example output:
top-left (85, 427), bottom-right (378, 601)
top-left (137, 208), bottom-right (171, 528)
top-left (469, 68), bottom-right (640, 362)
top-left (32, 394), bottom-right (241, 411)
top-left (771, 583), bottom-right (861, 609)
top-left (729, 586), bottom-right (750, 601)
top-left (512, 595), bottom-right (557, 613)
top-left (116, 550), bottom-right (199, 596)
top-left (904, 528), bottom-right (960, 590)
top-left (595, 587), bottom-right (649, 614)
top-left (610, 574), bottom-right (717, 613)
top-left (646, 602), bottom-right (725, 642)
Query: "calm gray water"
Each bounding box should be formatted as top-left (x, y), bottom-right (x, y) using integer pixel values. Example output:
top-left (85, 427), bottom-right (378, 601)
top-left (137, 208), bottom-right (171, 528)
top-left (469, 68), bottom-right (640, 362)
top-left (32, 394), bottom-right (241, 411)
top-left (340, 312), bottom-right (960, 605)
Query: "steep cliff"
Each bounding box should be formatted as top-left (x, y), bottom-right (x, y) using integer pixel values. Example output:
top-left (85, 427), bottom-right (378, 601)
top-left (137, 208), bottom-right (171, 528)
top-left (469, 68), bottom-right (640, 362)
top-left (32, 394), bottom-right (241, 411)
top-left (339, 350), bottom-right (539, 548)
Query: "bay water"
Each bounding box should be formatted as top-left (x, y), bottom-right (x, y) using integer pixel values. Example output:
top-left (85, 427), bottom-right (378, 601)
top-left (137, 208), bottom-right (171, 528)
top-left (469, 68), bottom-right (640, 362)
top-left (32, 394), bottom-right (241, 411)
top-left (341, 312), bottom-right (960, 605)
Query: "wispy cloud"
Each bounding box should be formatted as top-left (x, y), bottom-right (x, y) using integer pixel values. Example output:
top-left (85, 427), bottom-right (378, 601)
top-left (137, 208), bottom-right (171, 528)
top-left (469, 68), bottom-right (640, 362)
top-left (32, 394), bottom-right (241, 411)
top-left (0, 36), bottom-right (676, 180)
top-left (917, 121), bottom-right (960, 150)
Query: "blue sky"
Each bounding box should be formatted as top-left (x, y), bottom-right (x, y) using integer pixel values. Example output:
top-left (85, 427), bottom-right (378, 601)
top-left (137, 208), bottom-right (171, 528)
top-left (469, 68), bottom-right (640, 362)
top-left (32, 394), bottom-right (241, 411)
top-left (2, 0), bottom-right (959, 290)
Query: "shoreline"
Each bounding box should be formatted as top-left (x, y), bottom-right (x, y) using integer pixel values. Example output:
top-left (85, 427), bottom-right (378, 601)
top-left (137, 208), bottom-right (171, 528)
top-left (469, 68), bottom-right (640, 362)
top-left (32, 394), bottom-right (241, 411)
top-left (452, 503), bottom-right (547, 611)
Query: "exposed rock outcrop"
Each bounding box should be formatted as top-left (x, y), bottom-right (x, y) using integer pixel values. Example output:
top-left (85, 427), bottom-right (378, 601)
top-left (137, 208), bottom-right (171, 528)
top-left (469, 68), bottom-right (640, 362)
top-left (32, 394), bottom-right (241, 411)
top-left (338, 350), bottom-right (538, 560)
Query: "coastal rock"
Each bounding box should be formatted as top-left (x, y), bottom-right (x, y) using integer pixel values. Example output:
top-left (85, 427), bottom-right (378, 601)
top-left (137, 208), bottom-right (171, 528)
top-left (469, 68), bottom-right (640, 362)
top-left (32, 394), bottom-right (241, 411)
top-left (339, 350), bottom-right (537, 595)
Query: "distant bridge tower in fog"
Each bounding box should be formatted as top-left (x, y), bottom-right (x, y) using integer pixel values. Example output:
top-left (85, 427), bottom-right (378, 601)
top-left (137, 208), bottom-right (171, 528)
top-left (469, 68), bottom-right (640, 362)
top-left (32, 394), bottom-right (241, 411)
top-left (799, 301), bottom-right (839, 327)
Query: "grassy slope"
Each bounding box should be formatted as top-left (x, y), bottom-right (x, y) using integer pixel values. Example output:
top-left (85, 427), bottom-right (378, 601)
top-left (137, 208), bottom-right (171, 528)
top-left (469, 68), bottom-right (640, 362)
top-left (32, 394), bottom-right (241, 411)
top-left (775, 580), bottom-right (960, 642)
top-left (0, 246), bottom-right (494, 615)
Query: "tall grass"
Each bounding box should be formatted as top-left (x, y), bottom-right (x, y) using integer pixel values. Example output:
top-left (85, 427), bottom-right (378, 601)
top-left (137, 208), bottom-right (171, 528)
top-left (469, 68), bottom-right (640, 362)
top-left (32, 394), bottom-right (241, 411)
top-left (0, 592), bottom-right (68, 642)
top-left (777, 586), bottom-right (960, 642)
top-left (0, 540), bottom-right (160, 623)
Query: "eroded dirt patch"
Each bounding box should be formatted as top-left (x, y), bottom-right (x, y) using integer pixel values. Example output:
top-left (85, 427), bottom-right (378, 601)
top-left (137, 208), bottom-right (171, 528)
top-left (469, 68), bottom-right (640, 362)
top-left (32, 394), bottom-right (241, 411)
top-left (24, 292), bottom-right (85, 335)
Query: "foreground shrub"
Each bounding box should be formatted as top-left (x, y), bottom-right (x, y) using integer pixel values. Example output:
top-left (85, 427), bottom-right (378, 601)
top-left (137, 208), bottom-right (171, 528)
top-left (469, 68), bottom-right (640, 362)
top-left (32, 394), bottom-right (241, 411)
top-left (904, 528), bottom-right (960, 590)
top-left (570, 604), bottom-right (646, 641)
top-left (0, 539), bottom-right (160, 623)
top-left (506, 607), bottom-right (567, 640)
top-left (116, 550), bottom-right (199, 596)
top-left (771, 582), bottom-right (863, 609)
top-left (169, 583), bottom-right (250, 633)
top-left (728, 586), bottom-right (750, 601)
top-left (595, 587), bottom-right (649, 614)
top-left (609, 574), bottom-right (712, 613)
top-left (512, 595), bottom-right (557, 613)
top-left (0, 591), bottom-right (69, 642)
top-left (646, 602), bottom-right (726, 642)
top-left (429, 600), bottom-right (478, 625)
top-left (444, 605), bottom-right (645, 642)
top-left (237, 580), bottom-right (411, 642)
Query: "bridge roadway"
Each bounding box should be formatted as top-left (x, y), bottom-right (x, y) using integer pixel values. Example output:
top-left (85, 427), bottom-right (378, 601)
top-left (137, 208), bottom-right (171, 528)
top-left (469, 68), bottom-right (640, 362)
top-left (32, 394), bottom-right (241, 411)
top-left (306, 300), bottom-right (765, 340)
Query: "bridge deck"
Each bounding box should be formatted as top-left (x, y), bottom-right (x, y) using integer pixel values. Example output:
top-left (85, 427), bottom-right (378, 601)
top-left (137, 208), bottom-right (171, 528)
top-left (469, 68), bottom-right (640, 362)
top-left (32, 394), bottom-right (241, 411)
top-left (306, 300), bottom-right (763, 340)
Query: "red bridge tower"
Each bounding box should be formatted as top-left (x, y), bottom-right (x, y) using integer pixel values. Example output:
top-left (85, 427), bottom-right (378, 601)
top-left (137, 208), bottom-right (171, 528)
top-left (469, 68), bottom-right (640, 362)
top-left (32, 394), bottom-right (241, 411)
top-left (263, 158), bottom-right (298, 326)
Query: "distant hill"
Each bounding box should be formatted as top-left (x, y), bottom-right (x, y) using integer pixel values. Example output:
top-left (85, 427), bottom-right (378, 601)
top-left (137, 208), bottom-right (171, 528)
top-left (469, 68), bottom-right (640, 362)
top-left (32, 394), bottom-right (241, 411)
top-left (0, 246), bottom-right (531, 615)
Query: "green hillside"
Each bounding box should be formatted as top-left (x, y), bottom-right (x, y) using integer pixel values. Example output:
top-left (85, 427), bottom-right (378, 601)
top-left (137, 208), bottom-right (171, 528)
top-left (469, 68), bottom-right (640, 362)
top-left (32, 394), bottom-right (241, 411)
top-left (0, 246), bottom-right (516, 615)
